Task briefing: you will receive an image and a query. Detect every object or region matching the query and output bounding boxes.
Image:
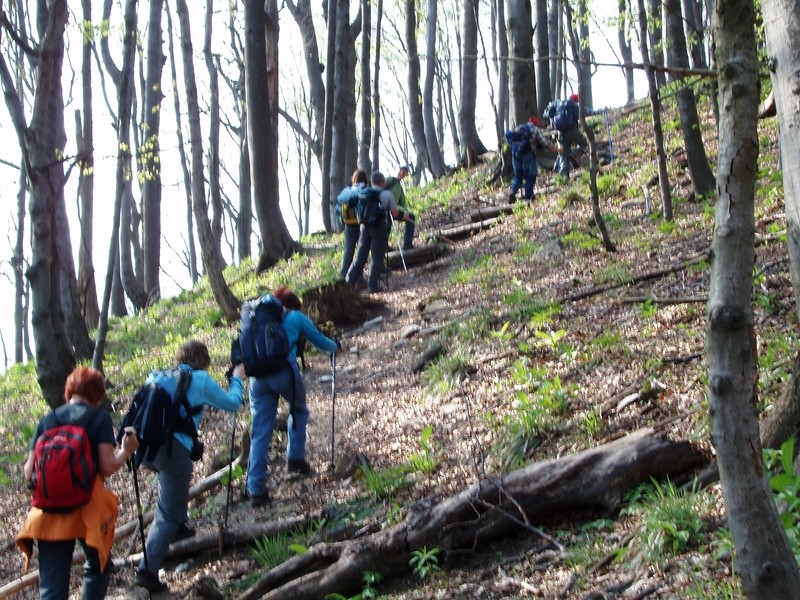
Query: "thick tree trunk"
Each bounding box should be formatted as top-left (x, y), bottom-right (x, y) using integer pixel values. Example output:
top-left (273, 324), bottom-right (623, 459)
top-left (458, 0), bottom-right (488, 165)
top-left (647, 0), bottom-right (667, 88)
top-left (176, 0), bottom-right (240, 319)
top-left (319, 0), bottom-right (337, 232)
top-left (707, 0), bottom-right (800, 596)
top-left (405, 0), bottom-right (432, 176)
top-left (371, 0), bottom-right (384, 170)
top-left (495, 0), bottom-right (509, 133)
top-left (548, 0), bottom-right (561, 98)
top-left (423, 0), bottom-right (446, 177)
top-left (506, 0), bottom-right (536, 126)
top-left (664, 0), bottom-right (715, 200)
top-left (238, 429), bottom-right (705, 600)
top-left (534, 0), bottom-right (550, 114)
top-left (576, 0), bottom-right (593, 108)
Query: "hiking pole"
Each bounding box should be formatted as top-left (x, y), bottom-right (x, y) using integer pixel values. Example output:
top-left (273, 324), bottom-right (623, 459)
top-left (127, 428), bottom-right (153, 600)
top-left (223, 410), bottom-right (237, 530)
top-left (389, 213), bottom-right (408, 272)
top-left (605, 108), bottom-right (615, 165)
top-left (328, 351), bottom-right (337, 471)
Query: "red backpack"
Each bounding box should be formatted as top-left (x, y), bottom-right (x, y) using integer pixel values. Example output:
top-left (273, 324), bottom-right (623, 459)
top-left (30, 410), bottom-right (100, 512)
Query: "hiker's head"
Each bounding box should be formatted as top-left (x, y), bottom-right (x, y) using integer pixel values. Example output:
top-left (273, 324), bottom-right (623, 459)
top-left (64, 367), bottom-right (106, 406)
top-left (371, 170), bottom-right (386, 187)
top-left (569, 93), bottom-right (579, 103)
top-left (352, 169), bottom-right (368, 186)
top-left (274, 286), bottom-right (302, 311)
top-left (528, 116), bottom-right (541, 127)
top-left (397, 166), bottom-right (409, 180)
top-left (175, 340), bottom-right (211, 371)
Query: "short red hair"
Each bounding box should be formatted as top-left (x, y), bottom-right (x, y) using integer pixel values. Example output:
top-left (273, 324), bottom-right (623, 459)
top-left (64, 367), bottom-right (106, 406)
top-left (273, 286), bottom-right (302, 311)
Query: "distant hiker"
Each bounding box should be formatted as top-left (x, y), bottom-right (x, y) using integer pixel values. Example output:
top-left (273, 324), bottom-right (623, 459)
top-left (544, 93), bottom-right (593, 179)
top-left (246, 286), bottom-right (340, 506)
top-left (17, 366), bottom-right (140, 599)
top-left (505, 116), bottom-right (554, 201)
top-left (336, 169), bottom-right (369, 279)
top-left (346, 170), bottom-right (414, 293)
top-left (385, 166), bottom-right (416, 249)
top-left (134, 340), bottom-right (245, 593)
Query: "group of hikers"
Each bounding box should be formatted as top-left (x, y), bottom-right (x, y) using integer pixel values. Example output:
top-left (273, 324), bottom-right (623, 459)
top-left (18, 286), bottom-right (341, 597)
top-left (506, 93), bottom-right (597, 201)
top-left (337, 166), bottom-right (415, 294)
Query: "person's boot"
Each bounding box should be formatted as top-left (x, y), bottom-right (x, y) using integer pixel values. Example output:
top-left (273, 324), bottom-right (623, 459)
top-left (134, 570), bottom-right (169, 593)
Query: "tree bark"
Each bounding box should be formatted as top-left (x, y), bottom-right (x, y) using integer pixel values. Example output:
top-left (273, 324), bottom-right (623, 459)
top-left (458, 0), bottom-right (488, 165)
top-left (617, 0), bottom-right (636, 105)
top-left (371, 0), bottom-right (384, 170)
top-left (405, 0), bottom-right (432, 176)
top-left (647, 0), bottom-right (667, 87)
top-left (637, 0), bottom-right (673, 221)
top-left (707, 0), bottom-right (800, 596)
top-left (664, 0), bottom-right (715, 200)
top-left (204, 0), bottom-right (225, 266)
top-left (535, 0), bottom-right (550, 114)
top-left (423, 0), bottom-right (446, 177)
top-left (358, 0), bottom-right (372, 173)
top-left (176, 0), bottom-right (240, 319)
top-left (506, 0), bottom-right (536, 126)
top-left (238, 429), bottom-right (705, 600)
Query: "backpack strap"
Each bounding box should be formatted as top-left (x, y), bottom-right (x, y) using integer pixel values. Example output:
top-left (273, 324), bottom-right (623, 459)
top-left (165, 369), bottom-right (197, 457)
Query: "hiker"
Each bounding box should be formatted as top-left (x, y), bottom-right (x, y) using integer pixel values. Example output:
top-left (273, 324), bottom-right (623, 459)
top-left (336, 169), bottom-right (369, 280)
top-left (134, 340), bottom-right (246, 593)
top-left (385, 166), bottom-right (416, 249)
top-left (544, 94), bottom-right (593, 180)
top-left (17, 366), bottom-right (140, 600)
top-left (246, 286), bottom-right (340, 506)
top-left (505, 116), bottom-right (554, 201)
top-left (346, 170), bottom-right (414, 293)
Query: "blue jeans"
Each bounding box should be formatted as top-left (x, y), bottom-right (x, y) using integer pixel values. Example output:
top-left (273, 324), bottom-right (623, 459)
top-left (339, 224), bottom-right (360, 279)
top-left (511, 152), bottom-right (538, 199)
top-left (38, 538), bottom-right (109, 600)
top-left (247, 362), bottom-right (308, 497)
top-left (346, 222), bottom-right (388, 291)
top-left (401, 213), bottom-right (416, 249)
top-left (138, 442), bottom-right (193, 576)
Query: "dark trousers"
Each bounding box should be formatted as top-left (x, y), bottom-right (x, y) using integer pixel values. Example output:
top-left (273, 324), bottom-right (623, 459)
top-left (339, 223), bottom-right (360, 279)
top-left (346, 222), bottom-right (388, 291)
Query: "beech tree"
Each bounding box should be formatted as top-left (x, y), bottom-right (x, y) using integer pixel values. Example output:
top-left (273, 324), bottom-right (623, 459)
top-left (535, 0), bottom-right (551, 113)
top-left (617, 0), bottom-right (635, 105)
top-left (506, 0), bottom-right (535, 126)
top-left (706, 0), bottom-right (800, 596)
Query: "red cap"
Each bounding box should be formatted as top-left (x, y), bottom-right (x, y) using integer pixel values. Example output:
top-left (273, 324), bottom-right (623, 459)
top-left (569, 94), bottom-right (579, 102)
top-left (528, 116), bottom-right (541, 127)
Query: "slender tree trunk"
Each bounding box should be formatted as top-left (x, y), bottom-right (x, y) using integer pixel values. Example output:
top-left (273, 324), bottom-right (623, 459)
top-left (320, 0), bottom-right (337, 231)
top-left (405, 0), bottom-right (432, 176)
top-left (495, 0), bottom-right (509, 133)
top-left (13, 163), bottom-right (29, 363)
top-left (164, 0), bottom-right (198, 282)
top-left (664, 0), bottom-right (715, 199)
top-left (707, 1), bottom-right (800, 596)
top-left (647, 0), bottom-right (667, 87)
top-left (141, 0), bottom-right (165, 301)
top-left (176, 0), bottom-right (240, 318)
top-left (548, 0), bottom-right (561, 98)
top-left (423, 0), bottom-right (446, 176)
top-left (371, 0), bottom-right (384, 171)
top-left (637, 0), bottom-right (672, 221)
top-left (329, 0), bottom-right (351, 233)
top-left (682, 0), bottom-right (707, 69)
top-left (358, 0), bottom-right (372, 173)
top-left (576, 0), bottom-right (593, 108)
top-left (205, 0), bottom-right (225, 265)
top-left (76, 0), bottom-right (99, 331)
top-left (506, 0), bottom-right (535, 126)
top-left (535, 0), bottom-right (550, 114)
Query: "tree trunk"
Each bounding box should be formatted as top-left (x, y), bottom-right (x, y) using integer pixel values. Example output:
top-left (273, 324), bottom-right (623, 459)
top-left (12, 165), bottom-right (28, 364)
top-left (358, 0), bottom-right (372, 173)
top-left (617, 0), bottom-right (635, 105)
top-left (506, 0), bottom-right (536, 126)
top-left (576, 0), bottom-right (593, 108)
top-left (328, 0), bottom-right (351, 234)
top-left (239, 429), bottom-right (705, 600)
top-left (548, 0), bottom-right (561, 98)
top-left (707, 0), bottom-right (800, 596)
top-left (647, 0), bottom-right (667, 88)
top-left (405, 0), bottom-right (432, 176)
top-left (204, 0), bottom-right (225, 266)
top-left (243, 0), bottom-right (300, 271)
top-left (664, 0), bottom-right (715, 199)
top-left (458, 0), bottom-right (488, 165)
top-left (495, 0), bottom-right (509, 133)
top-left (534, 0), bottom-right (550, 114)
top-left (682, 0), bottom-right (707, 69)
top-left (320, 0), bottom-right (337, 232)
top-left (637, 0), bottom-right (673, 221)
top-left (423, 0), bottom-right (446, 177)
top-left (176, 0), bottom-right (240, 319)
top-left (141, 0), bottom-right (165, 301)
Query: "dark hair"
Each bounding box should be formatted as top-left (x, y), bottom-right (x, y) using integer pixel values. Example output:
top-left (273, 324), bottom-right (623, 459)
top-left (371, 170), bottom-right (386, 185)
top-left (64, 367), bottom-right (106, 406)
top-left (175, 340), bottom-right (211, 370)
top-left (352, 169), bottom-right (368, 185)
top-left (273, 286), bottom-right (302, 311)
top-left (398, 166), bottom-right (410, 174)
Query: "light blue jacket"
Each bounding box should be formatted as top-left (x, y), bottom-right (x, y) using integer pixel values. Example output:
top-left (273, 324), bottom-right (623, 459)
top-left (281, 310), bottom-right (339, 361)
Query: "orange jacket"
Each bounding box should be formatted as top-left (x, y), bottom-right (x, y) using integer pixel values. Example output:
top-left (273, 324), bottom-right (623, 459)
top-left (16, 477), bottom-right (119, 572)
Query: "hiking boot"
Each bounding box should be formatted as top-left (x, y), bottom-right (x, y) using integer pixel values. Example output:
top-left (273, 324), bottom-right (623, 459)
top-left (134, 570), bottom-right (168, 593)
top-left (250, 491), bottom-right (272, 507)
top-left (287, 459), bottom-right (313, 475)
top-left (175, 522), bottom-right (195, 541)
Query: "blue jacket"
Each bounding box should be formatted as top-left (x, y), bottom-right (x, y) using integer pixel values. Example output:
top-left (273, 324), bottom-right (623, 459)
top-left (281, 310), bottom-right (339, 361)
top-left (147, 366), bottom-right (244, 452)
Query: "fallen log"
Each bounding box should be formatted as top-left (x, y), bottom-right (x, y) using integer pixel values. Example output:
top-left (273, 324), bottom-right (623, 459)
top-left (386, 243), bottom-right (449, 268)
top-left (238, 428), bottom-right (707, 600)
top-left (469, 204), bottom-right (515, 222)
top-left (431, 218), bottom-right (499, 243)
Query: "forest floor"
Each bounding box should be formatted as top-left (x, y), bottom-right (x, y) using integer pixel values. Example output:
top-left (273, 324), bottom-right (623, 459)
top-left (1, 104), bottom-right (789, 599)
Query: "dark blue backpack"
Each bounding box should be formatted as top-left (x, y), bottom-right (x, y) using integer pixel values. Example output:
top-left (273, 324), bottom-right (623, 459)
top-left (552, 99), bottom-right (577, 131)
top-left (356, 187), bottom-right (385, 225)
top-left (506, 124), bottom-right (531, 158)
top-left (237, 295), bottom-right (291, 377)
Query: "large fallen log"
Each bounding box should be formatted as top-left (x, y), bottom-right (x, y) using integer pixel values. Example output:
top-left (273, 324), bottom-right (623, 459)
top-left (469, 204), bottom-right (516, 222)
top-left (386, 243), bottom-right (449, 268)
top-left (238, 428), bottom-right (707, 600)
top-left (431, 218), bottom-right (499, 243)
